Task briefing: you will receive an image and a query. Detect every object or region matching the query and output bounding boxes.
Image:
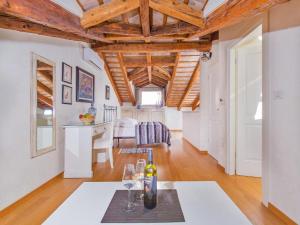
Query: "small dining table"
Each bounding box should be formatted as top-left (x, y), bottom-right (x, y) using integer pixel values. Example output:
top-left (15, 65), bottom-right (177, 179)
top-left (43, 181), bottom-right (252, 225)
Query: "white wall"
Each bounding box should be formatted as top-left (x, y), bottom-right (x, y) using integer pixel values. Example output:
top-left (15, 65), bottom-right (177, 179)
top-left (0, 28), bottom-right (119, 210)
top-left (164, 107), bottom-right (182, 130)
top-left (264, 23), bottom-right (300, 224)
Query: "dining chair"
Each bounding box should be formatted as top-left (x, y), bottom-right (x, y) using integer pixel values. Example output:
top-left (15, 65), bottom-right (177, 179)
top-left (93, 122), bottom-right (114, 168)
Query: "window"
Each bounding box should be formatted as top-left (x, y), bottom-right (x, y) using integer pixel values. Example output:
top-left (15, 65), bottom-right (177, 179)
top-left (141, 91), bottom-right (162, 106)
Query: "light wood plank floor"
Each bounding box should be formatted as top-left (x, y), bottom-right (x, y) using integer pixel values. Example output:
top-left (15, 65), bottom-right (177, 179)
top-left (0, 132), bottom-right (286, 225)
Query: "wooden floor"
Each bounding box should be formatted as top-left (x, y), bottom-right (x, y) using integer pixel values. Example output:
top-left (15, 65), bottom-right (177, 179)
top-left (0, 132), bottom-right (286, 225)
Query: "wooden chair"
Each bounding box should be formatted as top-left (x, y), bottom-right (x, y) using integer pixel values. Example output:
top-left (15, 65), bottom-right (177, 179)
top-left (93, 122), bottom-right (114, 168)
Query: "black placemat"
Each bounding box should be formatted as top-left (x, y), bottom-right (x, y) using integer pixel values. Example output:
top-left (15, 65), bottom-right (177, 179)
top-left (101, 189), bottom-right (185, 223)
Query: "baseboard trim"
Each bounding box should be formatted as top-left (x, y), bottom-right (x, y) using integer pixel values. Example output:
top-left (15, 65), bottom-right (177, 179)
top-left (268, 203), bottom-right (297, 225)
top-left (217, 163), bottom-right (225, 173)
top-left (0, 172), bottom-right (63, 215)
top-left (182, 137), bottom-right (208, 154)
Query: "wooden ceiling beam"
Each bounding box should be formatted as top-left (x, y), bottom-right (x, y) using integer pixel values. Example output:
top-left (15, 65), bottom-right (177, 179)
top-left (152, 79), bottom-right (166, 87)
top-left (178, 61), bottom-right (200, 110)
top-left (139, 0), bottom-right (150, 38)
top-left (123, 56), bottom-right (176, 67)
top-left (146, 53), bottom-right (152, 83)
top-left (151, 21), bottom-right (198, 36)
top-left (152, 70), bottom-right (170, 81)
top-left (149, 0), bottom-right (204, 27)
top-left (127, 67), bottom-right (146, 80)
top-left (98, 53), bottom-right (123, 105)
top-left (162, 0), bottom-right (189, 29)
top-left (166, 52), bottom-right (180, 104)
top-left (81, 0), bottom-right (140, 28)
top-left (188, 0), bottom-right (289, 39)
top-left (0, 0), bottom-right (110, 43)
top-left (37, 93), bottom-right (52, 108)
top-left (104, 34), bottom-right (188, 41)
top-left (37, 81), bottom-right (52, 95)
top-left (37, 71), bottom-right (53, 83)
top-left (136, 80), bottom-right (150, 87)
top-left (95, 42), bottom-right (211, 53)
top-left (192, 95), bottom-right (200, 111)
top-left (129, 71), bottom-right (148, 81)
top-left (117, 53), bottom-right (136, 105)
top-left (0, 15), bottom-right (91, 43)
top-left (152, 75), bottom-right (168, 84)
top-left (153, 66), bottom-right (171, 79)
top-left (90, 22), bottom-right (142, 36)
top-left (134, 76), bottom-right (149, 84)
top-left (76, 0), bottom-right (85, 11)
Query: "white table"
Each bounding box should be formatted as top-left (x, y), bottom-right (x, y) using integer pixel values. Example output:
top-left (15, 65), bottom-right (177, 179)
top-left (43, 182), bottom-right (252, 225)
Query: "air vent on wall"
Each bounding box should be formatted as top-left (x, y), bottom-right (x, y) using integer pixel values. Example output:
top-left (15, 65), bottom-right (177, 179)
top-left (83, 47), bottom-right (104, 71)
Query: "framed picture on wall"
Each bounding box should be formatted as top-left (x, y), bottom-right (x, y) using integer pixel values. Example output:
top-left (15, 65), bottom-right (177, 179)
top-left (62, 85), bottom-right (72, 105)
top-left (62, 62), bottom-right (72, 84)
top-left (76, 67), bottom-right (94, 103)
top-left (105, 85), bottom-right (110, 100)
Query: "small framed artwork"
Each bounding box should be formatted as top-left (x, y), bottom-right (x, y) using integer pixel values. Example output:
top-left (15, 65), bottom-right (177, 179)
top-left (62, 85), bottom-right (72, 105)
top-left (76, 67), bottom-right (94, 103)
top-left (62, 62), bottom-right (72, 84)
top-left (105, 85), bottom-right (110, 100)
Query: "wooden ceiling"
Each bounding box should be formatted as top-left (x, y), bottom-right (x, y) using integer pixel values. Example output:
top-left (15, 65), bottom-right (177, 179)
top-left (0, 0), bottom-right (289, 109)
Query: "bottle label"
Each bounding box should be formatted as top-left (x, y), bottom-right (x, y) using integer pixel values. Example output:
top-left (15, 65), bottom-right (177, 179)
top-left (144, 176), bottom-right (157, 198)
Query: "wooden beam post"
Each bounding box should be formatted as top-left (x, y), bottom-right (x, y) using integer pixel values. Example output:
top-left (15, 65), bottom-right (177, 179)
top-left (149, 0), bottom-right (204, 27)
top-left (153, 66), bottom-right (171, 79)
top-left (117, 53), bottom-right (136, 106)
top-left (37, 81), bottom-right (52, 95)
top-left (0, 0), bottom-right (110, 42)
top-left (147, 53), bottom-right (152, 83)
top-left (192, 95), bottom-right (200, 111)
top-left (81, 0), bottom-right (140, 28)
top-left (95, 42), bottom-right (212, 53)
top-left (166, 52), bottom-right (180, 104)
top-left (188, 0), bottom-right (289, 39)
top-left (139, 0), bottom-right (150, 37)
top-left (178, 61), bottom-right (200, 110)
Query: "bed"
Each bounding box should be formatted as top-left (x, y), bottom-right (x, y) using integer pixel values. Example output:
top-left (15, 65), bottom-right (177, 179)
top-left (114, 119), bottom-right (171, 147)
top-left (103, 105), bottom-right (171, 147)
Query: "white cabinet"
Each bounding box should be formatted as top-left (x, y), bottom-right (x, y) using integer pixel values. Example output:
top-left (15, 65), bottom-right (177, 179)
top-left (64, 122), bottom-right (110, 178)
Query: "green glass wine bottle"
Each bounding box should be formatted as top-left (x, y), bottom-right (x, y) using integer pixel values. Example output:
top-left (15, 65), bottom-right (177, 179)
top-left (144, 150), bottom-right (157, 209)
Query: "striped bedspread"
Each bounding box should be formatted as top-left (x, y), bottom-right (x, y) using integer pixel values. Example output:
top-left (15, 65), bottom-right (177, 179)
top-left (136, 122), bottom-right (171, 146)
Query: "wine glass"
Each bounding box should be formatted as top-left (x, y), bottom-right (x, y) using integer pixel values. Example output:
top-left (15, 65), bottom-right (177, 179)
top-left (122, 164), bottom-right (136, 212)
top-left (135, 159), bottom-right (146, 201)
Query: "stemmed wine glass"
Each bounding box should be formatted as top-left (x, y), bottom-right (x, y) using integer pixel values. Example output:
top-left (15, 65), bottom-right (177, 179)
top-left (122, 164), bottom-right (136, 212)
top-left (135, 159), bottom-right (146, 201)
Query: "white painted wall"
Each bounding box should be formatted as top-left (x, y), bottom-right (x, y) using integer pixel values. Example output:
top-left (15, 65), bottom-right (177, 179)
top-left (0, 28), bottom-right (119, 210)
top-left (164, 107), bottom-right (182, 130)
top-left (264, 25), bottom-right (300, 224)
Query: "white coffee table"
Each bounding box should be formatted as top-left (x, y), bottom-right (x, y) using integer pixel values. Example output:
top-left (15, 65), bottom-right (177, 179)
top-left (43, 181), bottom-right (252, 225)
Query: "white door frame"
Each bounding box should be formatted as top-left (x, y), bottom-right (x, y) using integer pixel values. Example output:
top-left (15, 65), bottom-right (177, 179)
top-left (226, 25), bottom-right (263, 175)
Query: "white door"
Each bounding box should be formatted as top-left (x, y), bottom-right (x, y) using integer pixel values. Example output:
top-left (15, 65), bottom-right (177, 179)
top-left (236, 41), bottom-right (262, 177)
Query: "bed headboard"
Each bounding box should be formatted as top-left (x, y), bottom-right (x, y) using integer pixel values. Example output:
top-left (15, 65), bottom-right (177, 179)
top-left (103, 104), bottom-right (118, 122)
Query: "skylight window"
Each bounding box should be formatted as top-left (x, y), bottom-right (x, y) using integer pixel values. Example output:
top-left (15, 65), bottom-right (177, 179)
top-left (141, 91), bottom-right (162, 106)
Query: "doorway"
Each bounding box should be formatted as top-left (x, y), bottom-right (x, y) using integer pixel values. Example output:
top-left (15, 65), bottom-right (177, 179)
top-left (228, 25), bottom-right (262, 177)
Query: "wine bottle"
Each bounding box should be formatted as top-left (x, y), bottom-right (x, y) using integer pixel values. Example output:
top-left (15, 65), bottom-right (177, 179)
top-left (144, 150), bottom-right (157, 209)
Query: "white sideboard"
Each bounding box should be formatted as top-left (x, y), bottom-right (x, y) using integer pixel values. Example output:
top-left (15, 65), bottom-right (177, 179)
top-left (63, 122), bottom-right (111, 178)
